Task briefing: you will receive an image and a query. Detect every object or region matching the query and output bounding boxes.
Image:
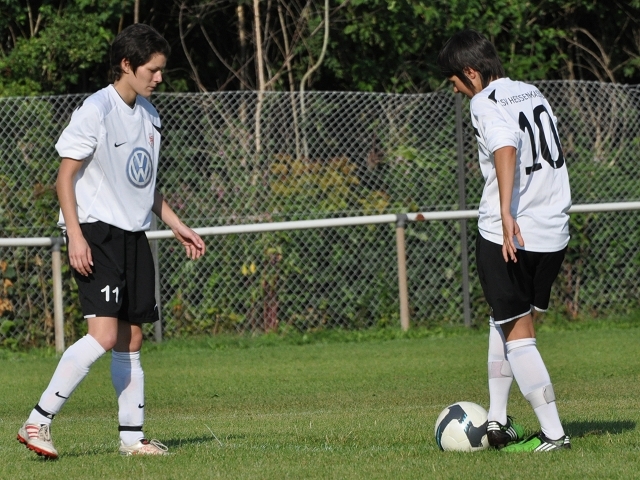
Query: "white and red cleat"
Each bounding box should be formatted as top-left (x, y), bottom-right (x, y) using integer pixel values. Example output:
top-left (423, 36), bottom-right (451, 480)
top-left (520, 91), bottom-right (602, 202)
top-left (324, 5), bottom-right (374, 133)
top-left (119, 438), bottom-right (169, 456)
top-left (17, 423), bottom-right (59, 459)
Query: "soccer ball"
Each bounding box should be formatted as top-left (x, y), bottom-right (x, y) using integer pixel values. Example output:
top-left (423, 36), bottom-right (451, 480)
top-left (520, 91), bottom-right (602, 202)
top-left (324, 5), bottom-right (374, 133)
top-left (434, 401), bottom-right (489, 452)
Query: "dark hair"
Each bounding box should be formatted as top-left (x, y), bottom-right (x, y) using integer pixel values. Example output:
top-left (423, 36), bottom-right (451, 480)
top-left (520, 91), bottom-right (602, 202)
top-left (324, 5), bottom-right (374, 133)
top-left (110, 24), bottom-right (171, 81)
top-left (437, 29), bottom-right (505, 93)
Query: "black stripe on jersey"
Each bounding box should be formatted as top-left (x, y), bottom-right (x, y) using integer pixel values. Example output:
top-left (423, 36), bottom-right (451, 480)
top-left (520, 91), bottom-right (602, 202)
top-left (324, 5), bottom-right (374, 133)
top-left (153, 124), bottom-right (161, 133)
top-left (119, 425), bottom-right (144, 432)
top-left (526, 163), bottom-right (542, 175)
top-left (488, 90), bottom-right (497, 103)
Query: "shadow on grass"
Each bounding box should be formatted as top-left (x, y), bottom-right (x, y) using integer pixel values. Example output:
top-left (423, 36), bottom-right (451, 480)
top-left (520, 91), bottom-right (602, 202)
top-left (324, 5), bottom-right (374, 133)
top-left (53, 444), bottom-right (119, 458)
top-left (51, 434), bottom-right (244, 458)
top-left (162, 434), bottom-right (246, 449)
top-left (565, 420), bottom-right (636, 438)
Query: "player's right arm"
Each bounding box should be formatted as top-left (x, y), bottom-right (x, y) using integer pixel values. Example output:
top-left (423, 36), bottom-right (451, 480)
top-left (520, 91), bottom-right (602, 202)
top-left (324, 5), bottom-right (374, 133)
top-left (57, 158), bottom-right (93, 276)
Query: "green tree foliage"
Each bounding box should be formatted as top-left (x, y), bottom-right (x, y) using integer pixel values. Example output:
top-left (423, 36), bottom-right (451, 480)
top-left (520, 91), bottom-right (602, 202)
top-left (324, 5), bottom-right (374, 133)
top-left (2, 0), bottom-right (640, 95)
top-left (324, 0), bottom-right (640, 92)
top-left (0, 0), bottom-right (126, 96)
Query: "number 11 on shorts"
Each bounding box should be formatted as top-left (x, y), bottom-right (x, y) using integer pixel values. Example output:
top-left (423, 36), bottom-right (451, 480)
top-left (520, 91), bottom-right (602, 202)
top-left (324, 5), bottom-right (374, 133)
top-left (100, 285), bottom-right (120, 303)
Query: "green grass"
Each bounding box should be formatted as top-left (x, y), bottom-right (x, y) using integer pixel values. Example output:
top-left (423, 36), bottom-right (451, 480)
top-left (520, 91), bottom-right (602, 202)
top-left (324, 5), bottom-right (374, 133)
top-left (1, 323), bottom-right (640, 479)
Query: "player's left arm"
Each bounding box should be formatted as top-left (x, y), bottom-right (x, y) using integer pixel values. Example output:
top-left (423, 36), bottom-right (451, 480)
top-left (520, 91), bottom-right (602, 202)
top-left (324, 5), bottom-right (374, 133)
top-left (472, 98), bottom-right (523, 262)
top-left (152, 190), bottom-right (206, 259)
top-left (494, 146), bottom-right (524, 263)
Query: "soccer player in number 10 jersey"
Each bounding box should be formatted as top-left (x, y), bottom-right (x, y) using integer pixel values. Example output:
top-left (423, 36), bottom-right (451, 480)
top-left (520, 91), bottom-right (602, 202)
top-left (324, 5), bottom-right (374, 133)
top-left (438, 30), bottom-right (572, 452)
top-left (17, 24), bottom-right (205, 459)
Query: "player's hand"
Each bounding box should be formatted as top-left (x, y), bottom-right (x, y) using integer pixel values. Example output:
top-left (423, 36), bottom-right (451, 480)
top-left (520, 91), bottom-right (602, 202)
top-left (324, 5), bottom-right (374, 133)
top-left (67, 233), bottom-right (93, 276)
top-left (501, 214), bottom-right (524, 263)
top-left (172, 223), bottom-right (206, 259)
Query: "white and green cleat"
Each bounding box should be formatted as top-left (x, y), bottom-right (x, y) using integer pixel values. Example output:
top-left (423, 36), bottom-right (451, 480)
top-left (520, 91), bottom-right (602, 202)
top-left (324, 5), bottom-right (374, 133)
top-left (502, 432), bottom-right (571, 452)
top-left (487, 416), bottom-right (525, 449)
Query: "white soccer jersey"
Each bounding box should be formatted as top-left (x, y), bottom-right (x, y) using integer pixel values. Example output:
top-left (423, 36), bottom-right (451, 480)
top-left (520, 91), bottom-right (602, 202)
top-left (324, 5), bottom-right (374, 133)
top-left (55, 85), bottom-right (161, 232)
top-left (470, 78), bottom-right (571, 252)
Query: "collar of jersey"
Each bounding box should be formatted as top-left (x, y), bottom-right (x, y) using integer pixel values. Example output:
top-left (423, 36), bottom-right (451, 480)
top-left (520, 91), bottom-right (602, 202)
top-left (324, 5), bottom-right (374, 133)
top-left (108, 85), bottom-right (138, 116)
top-left (479, 77), bottom-right (511, 95)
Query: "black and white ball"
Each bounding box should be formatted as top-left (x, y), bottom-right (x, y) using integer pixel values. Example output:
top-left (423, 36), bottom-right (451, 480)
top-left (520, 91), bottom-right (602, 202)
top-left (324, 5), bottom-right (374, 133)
top-left (434, 401), bottom-right (489, 452)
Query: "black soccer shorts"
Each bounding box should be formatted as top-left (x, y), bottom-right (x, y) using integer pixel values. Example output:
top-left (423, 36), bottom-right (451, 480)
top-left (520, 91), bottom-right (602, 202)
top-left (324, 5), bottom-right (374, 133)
top-left (70, 221), bottom-right (159, 324)
top-left (476, 234), bottom-right (566, 324)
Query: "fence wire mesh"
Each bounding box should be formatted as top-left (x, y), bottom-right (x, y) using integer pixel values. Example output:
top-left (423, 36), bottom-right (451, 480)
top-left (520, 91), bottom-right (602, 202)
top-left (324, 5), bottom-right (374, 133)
top-left (1, 81), bottom-right (639, 347)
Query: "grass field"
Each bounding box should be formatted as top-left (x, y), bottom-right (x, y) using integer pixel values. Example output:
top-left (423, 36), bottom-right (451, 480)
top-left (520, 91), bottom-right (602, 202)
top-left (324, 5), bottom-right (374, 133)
top-left (1, 321), bottom-right (639, 479)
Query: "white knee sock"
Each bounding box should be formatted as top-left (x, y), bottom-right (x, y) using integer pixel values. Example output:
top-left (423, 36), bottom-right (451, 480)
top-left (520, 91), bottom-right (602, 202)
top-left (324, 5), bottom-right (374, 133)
top-left (28, 334), bottom-right (106, 425)
top-left (506, 338), bottom-right (565, 440)
top-left (111, 350), bottom-right (145, 445)
top-left (487, 318), bottom-right (513, 425)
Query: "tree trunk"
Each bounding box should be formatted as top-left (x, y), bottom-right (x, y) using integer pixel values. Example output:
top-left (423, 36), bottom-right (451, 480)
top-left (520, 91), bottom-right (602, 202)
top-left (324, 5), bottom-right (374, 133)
top-left (278, 0), bottom-right (301, 159)
top-left (252, 0), bottom-right (265, 183)
top-left (299, 0), bottom-right (330, 159)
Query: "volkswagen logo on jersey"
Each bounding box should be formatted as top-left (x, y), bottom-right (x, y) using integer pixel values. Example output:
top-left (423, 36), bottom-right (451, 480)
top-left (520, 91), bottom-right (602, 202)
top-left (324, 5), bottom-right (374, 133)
top-left (126, 148), bottom-right (153, 188)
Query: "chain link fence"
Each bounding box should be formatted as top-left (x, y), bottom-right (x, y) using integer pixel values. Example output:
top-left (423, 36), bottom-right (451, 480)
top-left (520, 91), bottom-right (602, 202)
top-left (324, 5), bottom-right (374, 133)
top-left (1, 81), bottom-right (639, 348)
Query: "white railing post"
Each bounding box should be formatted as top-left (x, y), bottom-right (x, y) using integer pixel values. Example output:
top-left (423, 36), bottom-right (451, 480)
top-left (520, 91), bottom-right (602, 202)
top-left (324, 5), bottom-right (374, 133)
top-left (150, 216), bottom-right (163, 343)
top-left (51, 237), bottom-right (65, 353)
top-left (395, 214), bottom-right (410, 331)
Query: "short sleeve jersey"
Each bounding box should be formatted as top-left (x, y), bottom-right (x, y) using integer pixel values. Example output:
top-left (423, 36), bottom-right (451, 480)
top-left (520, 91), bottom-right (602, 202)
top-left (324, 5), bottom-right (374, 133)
top-left (55, 85), bottom-right (161, 232)
top-left (470, 78), bottom-right (571, 252)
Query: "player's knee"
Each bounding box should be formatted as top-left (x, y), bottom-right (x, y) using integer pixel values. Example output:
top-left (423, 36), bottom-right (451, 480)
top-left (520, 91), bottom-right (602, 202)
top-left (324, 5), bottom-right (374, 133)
top-left (113, 324), bottom-right (143, 351)
top-left (93, 332), bottom-right (118, 351)
top-left (129, 328), bottom-right (143, 351)
top-left (524, 383), bottom-right (556, 409)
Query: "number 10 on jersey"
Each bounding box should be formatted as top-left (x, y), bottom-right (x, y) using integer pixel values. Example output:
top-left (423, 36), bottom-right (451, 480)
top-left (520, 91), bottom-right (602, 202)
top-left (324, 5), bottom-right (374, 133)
top-left (518, 105), bottom-right (565, 175)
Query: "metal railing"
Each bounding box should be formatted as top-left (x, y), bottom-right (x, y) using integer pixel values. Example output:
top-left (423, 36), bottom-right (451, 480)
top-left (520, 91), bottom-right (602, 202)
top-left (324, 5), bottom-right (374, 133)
top-left (3, 200), bottom-right (639, 352)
